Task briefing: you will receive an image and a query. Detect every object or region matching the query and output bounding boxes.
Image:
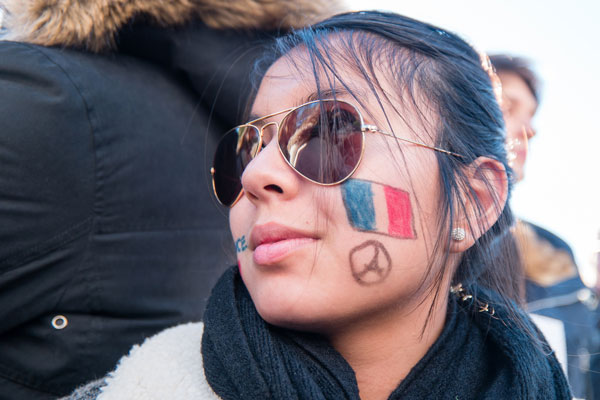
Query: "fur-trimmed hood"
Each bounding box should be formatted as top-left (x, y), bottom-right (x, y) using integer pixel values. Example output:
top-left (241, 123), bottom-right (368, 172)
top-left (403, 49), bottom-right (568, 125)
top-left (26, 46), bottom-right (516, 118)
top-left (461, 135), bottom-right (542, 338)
top-left (0, 0), bottom-right (347, 52)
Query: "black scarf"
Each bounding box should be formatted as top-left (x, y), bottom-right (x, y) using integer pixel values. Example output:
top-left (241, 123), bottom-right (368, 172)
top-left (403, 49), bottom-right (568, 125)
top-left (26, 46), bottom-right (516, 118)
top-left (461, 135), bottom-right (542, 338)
top-left (202, 267), bottom-right (571, 399)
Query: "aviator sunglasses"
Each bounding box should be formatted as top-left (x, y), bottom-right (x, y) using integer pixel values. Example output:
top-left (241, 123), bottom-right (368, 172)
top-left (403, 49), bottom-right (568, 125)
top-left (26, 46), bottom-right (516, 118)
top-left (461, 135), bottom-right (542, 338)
top-left (211, 100), bottom-right (464, 207)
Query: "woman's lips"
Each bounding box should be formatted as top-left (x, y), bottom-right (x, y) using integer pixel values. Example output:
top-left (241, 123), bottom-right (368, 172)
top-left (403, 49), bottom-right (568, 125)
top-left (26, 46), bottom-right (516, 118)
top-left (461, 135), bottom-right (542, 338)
top-left (250, 222), bottom-right (318, 265)
top-left (253, 237), bottom-right (317, 265)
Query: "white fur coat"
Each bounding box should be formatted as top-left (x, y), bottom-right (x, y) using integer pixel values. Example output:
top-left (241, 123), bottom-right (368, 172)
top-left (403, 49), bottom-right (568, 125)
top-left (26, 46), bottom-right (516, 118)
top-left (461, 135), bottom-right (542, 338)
top-left (97, 322), bottom-right (220, 399)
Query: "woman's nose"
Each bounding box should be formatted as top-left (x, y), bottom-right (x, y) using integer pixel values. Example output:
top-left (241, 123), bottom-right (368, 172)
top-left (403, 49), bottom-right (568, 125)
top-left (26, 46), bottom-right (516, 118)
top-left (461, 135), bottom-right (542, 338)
top-left (241, 139), bottom-right (300, 205)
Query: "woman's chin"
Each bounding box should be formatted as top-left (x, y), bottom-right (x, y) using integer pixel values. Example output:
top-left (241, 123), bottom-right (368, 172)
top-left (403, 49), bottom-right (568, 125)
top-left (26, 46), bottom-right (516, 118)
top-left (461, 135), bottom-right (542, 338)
top-left (253, 298), bottom-right (334, 333)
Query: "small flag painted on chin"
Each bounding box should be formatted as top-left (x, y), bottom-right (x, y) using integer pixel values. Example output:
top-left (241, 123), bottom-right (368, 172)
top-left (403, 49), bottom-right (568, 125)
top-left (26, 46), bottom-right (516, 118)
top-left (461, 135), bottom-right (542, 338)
top-left (341, 179), bottom-right (415, 239)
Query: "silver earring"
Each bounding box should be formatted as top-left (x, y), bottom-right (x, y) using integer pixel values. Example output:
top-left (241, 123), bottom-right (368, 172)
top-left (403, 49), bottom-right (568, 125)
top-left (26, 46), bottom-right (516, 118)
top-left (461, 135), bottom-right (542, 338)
top-left (451, 228), bottom-right (466, 241)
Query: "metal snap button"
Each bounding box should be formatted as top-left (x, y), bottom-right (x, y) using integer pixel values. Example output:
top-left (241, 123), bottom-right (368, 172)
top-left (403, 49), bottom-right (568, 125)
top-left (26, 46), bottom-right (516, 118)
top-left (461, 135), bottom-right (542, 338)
top-left (51, 315), bottom-right (68, 330)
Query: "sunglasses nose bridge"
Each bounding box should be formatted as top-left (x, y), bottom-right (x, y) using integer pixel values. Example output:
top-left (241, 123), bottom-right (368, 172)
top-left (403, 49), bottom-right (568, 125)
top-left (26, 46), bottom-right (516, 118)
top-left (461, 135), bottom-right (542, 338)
top-left (260, 121), bottom-right (279, 134)
top-left (258, 121), bottom-right (280, 144)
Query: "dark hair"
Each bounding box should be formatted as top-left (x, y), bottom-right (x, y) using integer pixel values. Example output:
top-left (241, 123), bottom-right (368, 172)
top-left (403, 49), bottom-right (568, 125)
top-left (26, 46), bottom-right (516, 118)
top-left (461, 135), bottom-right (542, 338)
top-left (251, 11), bottom-right (525, 331)
top-left (489, 54), bottom-right (540, 103)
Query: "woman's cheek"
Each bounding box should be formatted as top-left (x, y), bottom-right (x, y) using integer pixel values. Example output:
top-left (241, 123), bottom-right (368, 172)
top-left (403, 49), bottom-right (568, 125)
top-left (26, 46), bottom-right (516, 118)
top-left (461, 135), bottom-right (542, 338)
top-left (229, 201), bottom-right (253, 275)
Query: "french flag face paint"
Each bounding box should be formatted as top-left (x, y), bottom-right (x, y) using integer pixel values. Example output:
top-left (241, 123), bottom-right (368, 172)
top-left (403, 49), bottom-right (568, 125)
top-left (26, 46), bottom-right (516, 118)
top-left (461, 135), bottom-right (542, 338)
top-left (341, 179), bottom-right (416, 239)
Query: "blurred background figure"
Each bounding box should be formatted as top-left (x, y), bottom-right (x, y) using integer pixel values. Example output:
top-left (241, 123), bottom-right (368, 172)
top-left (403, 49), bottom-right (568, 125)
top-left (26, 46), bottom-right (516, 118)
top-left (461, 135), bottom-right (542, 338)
top-left (596, 230), bottom-right (600, 294)
top-left (595, 230), bottom-right (600, 399)
top-left (0, 0), bottom-right (344, 398)
top-left (490, 54), bottom-right (600, 399)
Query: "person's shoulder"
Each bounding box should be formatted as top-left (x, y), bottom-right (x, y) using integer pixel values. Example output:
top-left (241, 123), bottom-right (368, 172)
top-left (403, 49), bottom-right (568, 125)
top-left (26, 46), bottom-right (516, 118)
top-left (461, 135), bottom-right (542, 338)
top-left (516, 220), bottom-right (579, 287)
top-left (0, 39), bottom-right (95, 117)
top-left (74, 322), bottom-right (221, 400)
top-left (525, 221), bottom-right (575, 260)
top-left (0, 40), bottom-right (71, 85)
top-left (0, 38), bottom-right (92, 76)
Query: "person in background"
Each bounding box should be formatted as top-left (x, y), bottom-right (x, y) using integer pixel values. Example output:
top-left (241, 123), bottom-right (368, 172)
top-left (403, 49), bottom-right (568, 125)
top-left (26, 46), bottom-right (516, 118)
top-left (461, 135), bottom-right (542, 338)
top-left (490, 54), bottom-right (600, 399)
top-left (595, 230), bottom-right (600, 398)
top-left (0, 0), bottom-right (344, 398)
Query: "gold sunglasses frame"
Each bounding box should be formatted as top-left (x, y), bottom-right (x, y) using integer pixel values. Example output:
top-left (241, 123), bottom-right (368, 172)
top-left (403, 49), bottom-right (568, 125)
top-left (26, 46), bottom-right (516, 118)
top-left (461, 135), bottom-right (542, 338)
top-left (211, 99), bottom-right (464, 207)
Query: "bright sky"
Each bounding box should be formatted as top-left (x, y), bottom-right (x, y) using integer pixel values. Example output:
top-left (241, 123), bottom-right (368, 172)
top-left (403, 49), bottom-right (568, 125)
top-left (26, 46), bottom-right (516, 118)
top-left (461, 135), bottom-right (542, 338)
top-left (348, 0), bottom-right (600, 285)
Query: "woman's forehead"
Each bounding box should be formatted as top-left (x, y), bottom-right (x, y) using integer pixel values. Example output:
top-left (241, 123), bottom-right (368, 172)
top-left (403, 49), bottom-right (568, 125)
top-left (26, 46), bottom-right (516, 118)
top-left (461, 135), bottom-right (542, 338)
top-left (252, 54), bottom-right (386, 122)
top-left (252, 53), bottom-right (431, 138)
top-left (255, 57), bottom-right (361, 105)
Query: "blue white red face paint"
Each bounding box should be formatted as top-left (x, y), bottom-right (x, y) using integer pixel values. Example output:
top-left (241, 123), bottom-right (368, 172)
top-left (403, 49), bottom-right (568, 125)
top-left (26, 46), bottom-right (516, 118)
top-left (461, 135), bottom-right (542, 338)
top-left (341, 179), bottom-right (416, 239)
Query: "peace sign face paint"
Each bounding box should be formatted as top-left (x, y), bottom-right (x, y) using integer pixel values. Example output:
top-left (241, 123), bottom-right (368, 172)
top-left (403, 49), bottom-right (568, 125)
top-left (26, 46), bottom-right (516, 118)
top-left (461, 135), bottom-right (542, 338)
top-left (349, 240), bottom-right (392, 285)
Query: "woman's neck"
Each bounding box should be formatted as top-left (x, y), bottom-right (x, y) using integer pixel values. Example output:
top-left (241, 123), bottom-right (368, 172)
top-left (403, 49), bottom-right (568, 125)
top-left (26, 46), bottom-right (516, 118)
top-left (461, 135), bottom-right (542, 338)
top-left (329, 295), bottom-right (448, 400)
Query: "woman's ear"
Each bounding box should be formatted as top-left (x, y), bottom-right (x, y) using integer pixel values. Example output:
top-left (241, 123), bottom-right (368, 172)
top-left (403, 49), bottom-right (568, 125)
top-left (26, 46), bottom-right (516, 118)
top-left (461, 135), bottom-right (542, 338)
top-left (450, 156), bottom-right (509, 253)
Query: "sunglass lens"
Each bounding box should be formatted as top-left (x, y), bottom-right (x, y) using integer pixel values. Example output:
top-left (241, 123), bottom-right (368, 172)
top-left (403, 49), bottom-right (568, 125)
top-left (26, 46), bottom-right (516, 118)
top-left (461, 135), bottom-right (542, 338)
top-left (213, 125), bottom-right (261, 206)
top-left (278, 101), bottom-right (363, 184)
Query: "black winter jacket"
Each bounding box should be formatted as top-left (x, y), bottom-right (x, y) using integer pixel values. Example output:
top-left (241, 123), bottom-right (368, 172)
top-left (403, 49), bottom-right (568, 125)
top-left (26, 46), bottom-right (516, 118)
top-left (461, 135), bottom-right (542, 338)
top-left (0, 1), bottom-right (345, 398)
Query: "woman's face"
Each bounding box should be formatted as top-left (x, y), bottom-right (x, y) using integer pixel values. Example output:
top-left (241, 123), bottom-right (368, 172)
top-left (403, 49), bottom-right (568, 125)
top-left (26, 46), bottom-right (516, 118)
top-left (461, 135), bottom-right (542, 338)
top-left (498, 71), bottom-right (538, 182)
top-left (229, 53), bottom-right (445, 333)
